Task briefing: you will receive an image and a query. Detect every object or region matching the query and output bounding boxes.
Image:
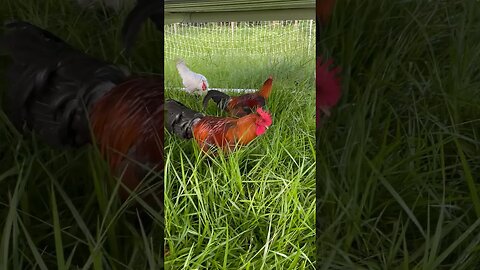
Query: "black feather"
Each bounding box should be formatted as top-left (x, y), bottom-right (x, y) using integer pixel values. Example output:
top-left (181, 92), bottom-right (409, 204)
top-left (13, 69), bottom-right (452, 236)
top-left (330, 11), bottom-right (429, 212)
top-left (1, 21), bottom-right (129, 148)
top-left (121, 0), bottom-right (163, 53)
top-left (202, 90), bottom-right (231, 111)
top-left (165, 99), bottom-right (204, 139)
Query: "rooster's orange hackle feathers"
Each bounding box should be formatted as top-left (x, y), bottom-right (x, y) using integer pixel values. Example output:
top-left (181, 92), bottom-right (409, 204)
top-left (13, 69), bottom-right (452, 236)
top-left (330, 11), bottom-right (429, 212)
top-left (90, 76), bottom-right (164, 200)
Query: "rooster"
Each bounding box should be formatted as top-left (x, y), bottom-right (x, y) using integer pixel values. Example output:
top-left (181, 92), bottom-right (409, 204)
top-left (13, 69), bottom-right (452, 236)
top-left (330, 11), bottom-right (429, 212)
top-left (316, 56), bottom-right (341, 126)
top-left (175, 59), bottom-right (209, 95)
top-left (165, 99), bottom-right (272, 153)
top-left (1, 21), bottom-right (164, 203)
top-left (203, 76), bottom-right (273, 117)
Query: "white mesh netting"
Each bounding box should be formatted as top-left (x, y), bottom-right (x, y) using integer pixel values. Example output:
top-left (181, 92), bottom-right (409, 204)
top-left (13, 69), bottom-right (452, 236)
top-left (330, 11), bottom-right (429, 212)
top-left (164, 20), bottom-right (315, 93)
top-left (164, 20), bottom-right (315, 60)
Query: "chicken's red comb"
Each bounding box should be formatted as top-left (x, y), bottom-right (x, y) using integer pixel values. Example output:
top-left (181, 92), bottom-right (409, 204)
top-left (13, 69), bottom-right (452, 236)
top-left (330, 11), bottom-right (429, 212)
top-left (256, 107), bottom-right (272, 126)
top-left (316, 56), bottom-right (342, 126)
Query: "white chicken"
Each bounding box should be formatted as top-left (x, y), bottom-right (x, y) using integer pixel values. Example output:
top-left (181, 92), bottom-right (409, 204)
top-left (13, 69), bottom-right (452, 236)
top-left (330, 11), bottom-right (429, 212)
top-left (176, 59), bottom-right (209, 95)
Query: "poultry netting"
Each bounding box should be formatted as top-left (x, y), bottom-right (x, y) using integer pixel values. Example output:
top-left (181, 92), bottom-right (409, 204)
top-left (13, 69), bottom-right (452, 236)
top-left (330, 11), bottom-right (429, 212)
top-left (164, 20), bottom-right (315, 60)
top-left (164, 20), bottom-right (315, 93)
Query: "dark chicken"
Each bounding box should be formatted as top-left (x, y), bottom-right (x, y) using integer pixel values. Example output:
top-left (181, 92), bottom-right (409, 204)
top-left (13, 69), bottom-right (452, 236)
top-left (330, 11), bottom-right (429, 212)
top-left (1, 21), bottom-right (164, 202)
top-left (165, 99), bottom-right (272, 153)
top-left (202, 76), bottom-right (273, 118)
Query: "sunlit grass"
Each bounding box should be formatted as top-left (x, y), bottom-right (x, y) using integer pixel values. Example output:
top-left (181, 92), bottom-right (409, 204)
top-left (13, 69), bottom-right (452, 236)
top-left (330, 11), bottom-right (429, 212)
top-left (164, 47), bottom-right (315, 268)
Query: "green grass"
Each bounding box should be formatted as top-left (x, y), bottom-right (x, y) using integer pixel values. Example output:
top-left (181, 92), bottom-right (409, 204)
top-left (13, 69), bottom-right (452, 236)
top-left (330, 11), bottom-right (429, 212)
top-left (163, 19), bottom-right (315, 268)
top-left (318, 0), bottom-right (480, 269)
top-left (0, 0), bottom-right (315, 269)
top-left (164, 52), bottom-right (315, 268)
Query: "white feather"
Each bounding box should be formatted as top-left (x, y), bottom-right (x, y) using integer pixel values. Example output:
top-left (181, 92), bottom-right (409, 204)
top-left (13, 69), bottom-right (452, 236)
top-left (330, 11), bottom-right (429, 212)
top-left (176, 59), bottom-right (209, 95)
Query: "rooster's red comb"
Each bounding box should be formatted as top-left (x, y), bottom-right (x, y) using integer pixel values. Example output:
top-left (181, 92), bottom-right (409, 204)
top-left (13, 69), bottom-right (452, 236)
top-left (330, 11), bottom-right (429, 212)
top-left (256, 107), bottom-right (272, 126)
top-left (316, 56), bottom-right (341, 126)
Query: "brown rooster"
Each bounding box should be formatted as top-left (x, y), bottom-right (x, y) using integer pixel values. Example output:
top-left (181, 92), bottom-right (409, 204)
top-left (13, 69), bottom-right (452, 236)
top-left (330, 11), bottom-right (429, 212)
top-left (165, 99), bottom-right (272, 153)
top-left (202, 76), bottom-right (273, 117)
top-left (1, 21), bottom-right (163, 203)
